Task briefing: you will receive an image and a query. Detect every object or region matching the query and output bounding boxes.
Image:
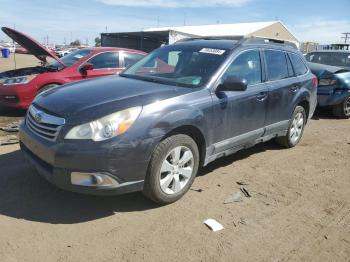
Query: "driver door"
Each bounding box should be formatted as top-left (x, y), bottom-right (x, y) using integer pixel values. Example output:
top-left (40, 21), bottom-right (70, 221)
top-left (81, 51), bottom-right (121, 79)
top-left (210, 49), bottom-right (268, 153)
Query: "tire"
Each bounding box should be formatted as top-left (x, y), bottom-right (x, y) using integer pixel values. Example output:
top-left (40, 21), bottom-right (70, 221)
top-left (275, 106), bottom-right (306, 148)
top-left (143, 134), bottom-right (200, 204)
top-left (37, 83), bottom-right (60, 96)
top-left (332, 96), bottom-right (350, 119)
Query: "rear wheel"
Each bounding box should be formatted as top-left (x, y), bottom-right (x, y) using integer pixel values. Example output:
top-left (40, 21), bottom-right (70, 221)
top-left (143, 134), bottom-right (199, 204)
top-left (332, 96), bottom-right (350, 119)
top-left (275, 106), bottom-right (306, 148)
top-left (37, 83), bottom-right (60, 96)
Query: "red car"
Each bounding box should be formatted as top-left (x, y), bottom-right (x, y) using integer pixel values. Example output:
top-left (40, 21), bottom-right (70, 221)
top-left (0, 27), bottom-right (146, 109)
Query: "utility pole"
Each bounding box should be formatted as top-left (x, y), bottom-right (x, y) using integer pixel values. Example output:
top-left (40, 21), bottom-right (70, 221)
top-left (183, 12), bottom-right (187, 26)
top-left (341, 32), bottom-right (350, 43)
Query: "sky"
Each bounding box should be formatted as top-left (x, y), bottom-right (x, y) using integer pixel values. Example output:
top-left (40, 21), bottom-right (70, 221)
top-left (0, 0), bottom-right (349, 46)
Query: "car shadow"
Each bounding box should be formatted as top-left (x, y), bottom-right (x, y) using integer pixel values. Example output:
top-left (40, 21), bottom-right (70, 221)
top-left (0, 149), bottom-right (159, 224)
top-left (0, 107), bottom-right (26, 117)
top-left (312, 107), bottom-right (337, 120)
top-left (0, 141), bottom-right (283, 224)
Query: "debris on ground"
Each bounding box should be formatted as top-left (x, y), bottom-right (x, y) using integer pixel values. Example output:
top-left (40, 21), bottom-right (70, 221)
top-left (0, 120), bottom-right (21, 133)
top-left (191, 188), bottom-right (203, 193)
top-left (236, 181), bottom-right (249, 186)
top-left (0, 135), bottom-right (19, 146)
top-left (203, 219), bottom-right (224, 232)
top-left (224, 191), bottom-right (243, 204)
top-left (240, 187), bottom-right (251, 198)
top-left (238, 218), bottom-right (246, 225)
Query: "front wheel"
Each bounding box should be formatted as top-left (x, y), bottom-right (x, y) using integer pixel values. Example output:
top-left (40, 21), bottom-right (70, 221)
top-left (332, 96), bottom-right (350, 119)
top-left (143, 134), bottom-right (199, 204)
top-left (275, 106), bottom-right (306, 148)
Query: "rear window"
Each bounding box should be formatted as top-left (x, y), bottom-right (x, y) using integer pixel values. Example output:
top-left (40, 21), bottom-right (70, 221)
top-left (289, 53), bottom-right (308, 76)
top-left (305, 52), bottom-right (350, 68)
top-left (124, 52), bottom-right (145, 68)
top-left (264, 50), bottom-right (289, 81)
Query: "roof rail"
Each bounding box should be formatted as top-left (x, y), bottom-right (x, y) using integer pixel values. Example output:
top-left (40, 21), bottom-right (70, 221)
top-left (239, 37), bottom-right (298, 49)
top-left (175, 36), bottom-right (242, 43)
top-left (175, 36), bottom-right (298, 49)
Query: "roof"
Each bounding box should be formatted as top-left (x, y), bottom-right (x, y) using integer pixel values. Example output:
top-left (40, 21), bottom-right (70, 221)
top-left (145, 21), bottom-right (278, 37)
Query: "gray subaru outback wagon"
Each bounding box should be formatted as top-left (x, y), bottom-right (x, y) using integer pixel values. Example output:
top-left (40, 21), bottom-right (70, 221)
top-left (20, 37), bottom-right (317, 204)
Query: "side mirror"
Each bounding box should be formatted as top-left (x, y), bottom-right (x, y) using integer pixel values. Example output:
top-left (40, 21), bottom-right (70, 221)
top-left (80, 63), bottom-right (94, 75)
top-left (217, 76), bottom-right (248, 92)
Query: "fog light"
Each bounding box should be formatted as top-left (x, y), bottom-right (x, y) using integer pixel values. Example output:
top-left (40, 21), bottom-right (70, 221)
top-left (71, 172), bottom-right (119, 187)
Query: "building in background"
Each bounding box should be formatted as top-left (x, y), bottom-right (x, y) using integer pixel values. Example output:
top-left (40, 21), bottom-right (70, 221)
top-left (101, 21), bottom-right (299, 52)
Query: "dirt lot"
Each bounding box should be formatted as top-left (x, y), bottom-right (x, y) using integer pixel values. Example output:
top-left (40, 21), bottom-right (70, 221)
top-left (0, 55), bottom-right (349, 262)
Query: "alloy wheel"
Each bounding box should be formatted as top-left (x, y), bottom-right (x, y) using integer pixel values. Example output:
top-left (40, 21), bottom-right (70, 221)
top-left (290, 112), bottom-right (304, 144)
top-left (159, 146), bottom-right (194, 195)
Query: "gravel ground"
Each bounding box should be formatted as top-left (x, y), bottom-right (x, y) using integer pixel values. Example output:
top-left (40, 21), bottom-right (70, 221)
top-left (0, 55), bottom-right (349, 262)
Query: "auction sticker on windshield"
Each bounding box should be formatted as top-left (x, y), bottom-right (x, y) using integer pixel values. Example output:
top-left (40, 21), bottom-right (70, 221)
top-left (199, 48), bottom-right (226, 55)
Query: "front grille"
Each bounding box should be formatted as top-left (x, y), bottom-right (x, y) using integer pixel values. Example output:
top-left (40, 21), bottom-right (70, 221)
top-left (26, 105), bottom-right (65, 141)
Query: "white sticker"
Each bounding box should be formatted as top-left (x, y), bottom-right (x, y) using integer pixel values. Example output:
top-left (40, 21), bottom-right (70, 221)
top-left (74, 54), bottom-right (84, 59)
top-left (200, 48), bottom-right (226, 55)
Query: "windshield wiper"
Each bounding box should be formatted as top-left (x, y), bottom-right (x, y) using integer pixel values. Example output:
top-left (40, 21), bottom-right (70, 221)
top-left (119, 73), bottom-right (195, 88)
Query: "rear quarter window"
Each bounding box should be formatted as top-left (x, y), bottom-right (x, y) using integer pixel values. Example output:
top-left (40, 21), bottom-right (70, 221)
top-left (264, 49), bottom-right (289, 81)
top-left (289, 53), bottom-right (308, 76)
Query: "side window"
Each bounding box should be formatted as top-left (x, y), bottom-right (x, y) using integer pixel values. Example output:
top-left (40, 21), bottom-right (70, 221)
top-left (88, 52), bottom-right (119, 69)
top-left (223, 50), bottom-right (262, 85)
top-left (286, 53), bottom-right (294, 77)
top-left (264, 50), bottom-right (289, 81)
top-left (289, 53), bottom-right (308, 76)
top-left (124, 52), bottom-right (145, 68)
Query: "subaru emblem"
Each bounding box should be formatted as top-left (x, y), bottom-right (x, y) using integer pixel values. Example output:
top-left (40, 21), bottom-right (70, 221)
top-left (34, 112), bottom-right (43, 123)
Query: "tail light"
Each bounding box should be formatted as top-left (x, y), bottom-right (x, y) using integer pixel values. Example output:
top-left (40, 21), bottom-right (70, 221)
top-left (311, 75), bottom-right (318, 88)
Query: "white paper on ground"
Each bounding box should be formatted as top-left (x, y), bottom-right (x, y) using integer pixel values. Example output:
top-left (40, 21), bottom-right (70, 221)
top-left (203, 219), bottom-right (224, 232)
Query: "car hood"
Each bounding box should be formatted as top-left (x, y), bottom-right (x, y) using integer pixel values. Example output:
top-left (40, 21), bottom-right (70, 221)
top-left (1, 27), bottom-right (65, 67)
top-left (33, 76), bottom-right (194, 124)
top-left (307, 62), bottom-right (349, 77)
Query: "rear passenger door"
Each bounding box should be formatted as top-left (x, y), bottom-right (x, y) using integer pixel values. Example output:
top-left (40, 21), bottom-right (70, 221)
top-left (263, 49), bottom-right (297, 134)
top-left (121, 52), bottom-right (145, 69)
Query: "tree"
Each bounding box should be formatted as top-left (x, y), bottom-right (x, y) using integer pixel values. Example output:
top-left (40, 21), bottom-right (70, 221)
top-left (94, 37), bottom-right (101, 47)
top-left (70, 39), bottom-right (81, 46)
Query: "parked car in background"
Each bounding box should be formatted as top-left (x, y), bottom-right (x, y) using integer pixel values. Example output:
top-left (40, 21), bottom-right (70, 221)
top-left (19, 37), bottom-right (317, 204)
top-left (0, 27), bottom-right (146, 109)
top-left (15, 47), bottom-right (29, 54)
top-left (305, 51), bottom-right (350, 118)
top-left (55, 47), bottom-right (78, 57)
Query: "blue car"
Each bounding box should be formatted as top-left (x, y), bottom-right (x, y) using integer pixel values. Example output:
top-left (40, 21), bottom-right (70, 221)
top-left (305, 51), bottom-right (350, 118)
top-left (20, 38), bottom-right (317, 204)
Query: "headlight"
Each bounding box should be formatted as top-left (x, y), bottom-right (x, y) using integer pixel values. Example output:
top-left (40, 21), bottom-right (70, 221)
top-left (0, 74), bottom-right (37, 85)
top-left (318, 78), bottom-right (337, 86)
top-left (65, 107), bottom-right (142, 141)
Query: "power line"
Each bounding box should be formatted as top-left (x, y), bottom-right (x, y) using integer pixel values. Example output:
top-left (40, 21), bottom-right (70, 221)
top-left (341, 32), bottom-right (350, 44)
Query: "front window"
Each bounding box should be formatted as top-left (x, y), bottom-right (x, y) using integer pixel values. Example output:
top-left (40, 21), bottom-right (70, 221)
top-left (49, 49), bottom-right (93, 68)
top-left (305, 52), bottom-right (350, 68)
top-left (87, 52), bottom-right (119, 69)
top-left (223, 50), bottom-right (262, 85)
top-left (121, 45), bottom-right (230, 88)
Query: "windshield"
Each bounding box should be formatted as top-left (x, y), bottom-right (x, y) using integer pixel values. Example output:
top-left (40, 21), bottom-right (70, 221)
top-left (49, 49), bottom-right (93, 69)
top-left (305, 52), bottom-right (350, 68)
top-left (121, 45), bottom-right (230, 87)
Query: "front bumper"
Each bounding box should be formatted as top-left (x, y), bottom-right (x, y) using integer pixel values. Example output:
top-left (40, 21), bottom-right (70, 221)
top-left (19, 122), bottom-right (154, 195)
top-left (0, 83), bottom-right (34, 109)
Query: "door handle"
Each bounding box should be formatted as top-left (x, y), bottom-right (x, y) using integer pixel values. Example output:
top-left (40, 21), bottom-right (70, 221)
top-left (256, 92), bottom-right (268, 101)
